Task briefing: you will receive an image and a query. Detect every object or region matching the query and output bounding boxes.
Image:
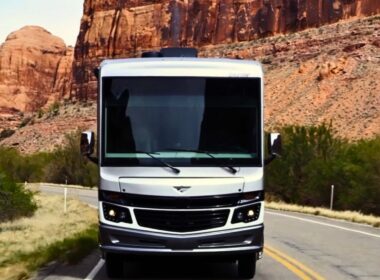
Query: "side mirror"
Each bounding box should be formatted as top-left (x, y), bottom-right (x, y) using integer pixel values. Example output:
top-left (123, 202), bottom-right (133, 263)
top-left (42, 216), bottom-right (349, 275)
top-left (80, 131), bottom-right (95, 156)
top-left (268, 133), bottom-right (282, 156)
top-left (265, 133), bottom-right (282, 165)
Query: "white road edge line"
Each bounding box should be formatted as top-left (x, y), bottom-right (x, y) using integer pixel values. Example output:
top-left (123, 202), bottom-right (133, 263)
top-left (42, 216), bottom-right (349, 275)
top-left (266, 211), bottom-right (380, 239)
top-left (84, 259), bottom-right (105, 280)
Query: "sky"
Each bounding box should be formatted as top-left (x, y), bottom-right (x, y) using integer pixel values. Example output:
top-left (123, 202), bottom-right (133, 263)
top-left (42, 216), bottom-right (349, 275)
top-left (0, 0), bottom-right (83, 46)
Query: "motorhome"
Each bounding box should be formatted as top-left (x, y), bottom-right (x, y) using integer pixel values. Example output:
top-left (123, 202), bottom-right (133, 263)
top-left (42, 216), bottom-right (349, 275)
top-left (81, 48), bottom-right (281, 279)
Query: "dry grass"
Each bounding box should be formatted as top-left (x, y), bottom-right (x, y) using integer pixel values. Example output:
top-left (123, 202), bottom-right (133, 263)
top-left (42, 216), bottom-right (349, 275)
top-left (0, 193), bottom-right (97, 280)
top-left (26, 182), bottom-right (97, 191)
top-left (265, 201), bottom-right (380, 227)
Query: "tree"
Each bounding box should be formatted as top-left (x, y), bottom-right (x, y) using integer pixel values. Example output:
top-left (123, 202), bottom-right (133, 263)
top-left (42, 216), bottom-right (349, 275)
top-left (44, 132), bottom-right (98, 187)
top-left (265, 123), bottom-right (344, 206)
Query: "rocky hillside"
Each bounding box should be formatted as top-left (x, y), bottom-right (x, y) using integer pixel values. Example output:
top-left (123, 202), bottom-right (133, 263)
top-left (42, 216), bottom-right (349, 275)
top-left (201, 15), bottom-right (380, 139)
top-left (2, 15), bottom-right (379, 153)
top-left (0, 1), bottom-right (379, 152)
top-left (0, 102), bottom-right (96, 153)
top-left (0, 26), bottom-right (73, 130)
top-left (72, 0), bottom-right (380, 101)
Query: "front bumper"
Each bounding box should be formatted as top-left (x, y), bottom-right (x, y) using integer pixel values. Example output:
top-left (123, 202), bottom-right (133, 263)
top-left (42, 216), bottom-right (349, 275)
top-left (99, 223), bottom-right (263, 256)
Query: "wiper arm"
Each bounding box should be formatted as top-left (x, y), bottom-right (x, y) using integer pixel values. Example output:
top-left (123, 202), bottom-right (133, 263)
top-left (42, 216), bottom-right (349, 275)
top-left (135, 150), bottom-right (180, 174)
top-left (163, 148), bottom-right (238, 174)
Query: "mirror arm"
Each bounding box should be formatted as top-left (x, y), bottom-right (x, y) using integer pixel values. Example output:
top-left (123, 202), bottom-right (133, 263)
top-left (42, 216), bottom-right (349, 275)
top-left (86, 155), bottom-right (98, 165)
top-left (264, 154), bottom-right (277, 166)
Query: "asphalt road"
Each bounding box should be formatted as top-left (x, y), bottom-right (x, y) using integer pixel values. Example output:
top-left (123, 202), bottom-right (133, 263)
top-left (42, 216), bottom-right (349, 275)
top-left (35, 185), bottom-right (380, 280)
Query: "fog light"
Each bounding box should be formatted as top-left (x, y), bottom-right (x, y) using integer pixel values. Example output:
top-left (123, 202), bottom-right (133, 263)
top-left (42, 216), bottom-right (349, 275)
top-left (109, 209), bottom-right (116, 217)
top-left (247, 209), bottom-right (255, 217)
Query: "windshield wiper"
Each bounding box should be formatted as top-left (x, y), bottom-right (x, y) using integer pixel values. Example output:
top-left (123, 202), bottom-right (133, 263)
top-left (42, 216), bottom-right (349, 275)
top-left (135, 150), bottom-right (180, 174)
top-left (163, 148), bottom-right (238, 174)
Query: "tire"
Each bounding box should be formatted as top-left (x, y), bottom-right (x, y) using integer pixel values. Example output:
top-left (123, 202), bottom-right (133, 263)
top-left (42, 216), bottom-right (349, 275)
top-left (238, 255), bottom-right (256, 279)
top-left (105, 253), bottom-right (124, 278)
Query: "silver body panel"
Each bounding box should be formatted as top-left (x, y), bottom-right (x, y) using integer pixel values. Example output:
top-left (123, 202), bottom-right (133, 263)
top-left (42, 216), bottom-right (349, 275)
top-left (119, 177), bottom-right (244, 196)
top-left (99, 223), bottom-right (264, 255)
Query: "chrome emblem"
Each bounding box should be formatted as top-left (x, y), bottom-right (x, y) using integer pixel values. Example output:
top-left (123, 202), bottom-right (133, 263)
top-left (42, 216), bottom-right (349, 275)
top-left (173, 186), bottom-right (191, 193)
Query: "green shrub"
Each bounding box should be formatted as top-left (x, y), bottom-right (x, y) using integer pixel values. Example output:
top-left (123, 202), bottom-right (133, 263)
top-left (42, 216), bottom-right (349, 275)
top-left (333, 137), bottom-right (380, 214)
top-left (0, 147), bottom-right (51, 183)
top-left (47, 102), bottom-right (60, 117)
top-left (37, 109), bottom-right (44, 118)
top-left (43, 132), bottom-right (98, 187)
top-left (0, 173), bottom-right (37, 222)
top-left (19, 117), bottom-right (32, 128)
top-left (265, 123), bottom-right (380, 215)
top-left (0, 132), bottom-right (97, 187)
top-left (0, 129), bottom-right (15, 140)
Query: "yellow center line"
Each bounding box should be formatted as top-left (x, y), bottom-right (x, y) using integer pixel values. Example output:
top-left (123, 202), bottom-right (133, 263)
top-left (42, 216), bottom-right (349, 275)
top-left (264, 248), bottom-right (312, 280)
top-left (264, 245), bottom-right (326, 280)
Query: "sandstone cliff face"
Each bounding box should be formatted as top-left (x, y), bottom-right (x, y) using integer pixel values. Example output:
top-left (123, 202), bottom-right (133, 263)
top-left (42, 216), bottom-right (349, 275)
top-left (0, 26), bottom-right (73, 115)
top-left (72, 0), bottom-right (380, 100)
top-left (3, 15), bottom-right (379, 153)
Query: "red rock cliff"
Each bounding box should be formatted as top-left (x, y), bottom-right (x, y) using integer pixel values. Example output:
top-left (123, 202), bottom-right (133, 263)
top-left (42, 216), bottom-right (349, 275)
top-left (0, 26), bottom-right (73, 113)
top-left (72, 0), bottom-right (380, 100)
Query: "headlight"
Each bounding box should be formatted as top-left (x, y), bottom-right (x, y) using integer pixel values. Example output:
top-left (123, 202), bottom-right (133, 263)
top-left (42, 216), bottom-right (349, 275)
top-left (232, 203), bottom-right (261, 224)
top-left (100, 191), bottom-right (125, 204)
top-left (102, 202), bottom-right (132, 223)
top-left (237, 191), bottom-right (264, 205)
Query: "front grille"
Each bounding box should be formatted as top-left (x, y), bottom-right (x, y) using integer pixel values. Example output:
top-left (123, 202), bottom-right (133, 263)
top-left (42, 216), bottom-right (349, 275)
top-left (134, 209), bottom-right (230, 232)
top-left (100, 191), bottom-right (263, 209)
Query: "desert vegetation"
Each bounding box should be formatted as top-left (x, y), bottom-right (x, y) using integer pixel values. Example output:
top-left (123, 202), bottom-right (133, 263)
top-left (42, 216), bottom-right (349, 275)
top-left (0, 174), bottom-right (37, 222)
top-left (265, 201), bottom-right (380, 228)
top-left (0, 193), bottom-right (97, 280)
top-left (0, 132), bottom-right (97, 187)
top-left (265, 123), bottom-right (380, 216)
top-left (0, 124), bottom-right (379, 217)
top-left (0, 132), bottom-right (97, 279)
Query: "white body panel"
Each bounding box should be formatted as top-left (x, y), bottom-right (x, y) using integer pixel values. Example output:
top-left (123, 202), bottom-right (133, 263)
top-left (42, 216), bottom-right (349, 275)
top-left (100, 58), bottom-right (263, 78)
top-left (100, 167), bottom-right (263, 195)
top-left (98, 57), bottom-right (265, 236)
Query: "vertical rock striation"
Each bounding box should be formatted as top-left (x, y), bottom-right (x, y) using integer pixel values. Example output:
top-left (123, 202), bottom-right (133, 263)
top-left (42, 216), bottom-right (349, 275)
top-left (72, 0), bottom-right (380, 100)
top-left (0, 26), bottom-right (73, 113)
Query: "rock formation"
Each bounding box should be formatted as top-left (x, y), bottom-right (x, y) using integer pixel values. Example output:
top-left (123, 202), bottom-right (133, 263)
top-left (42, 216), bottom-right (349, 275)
top-left (1, 2), bottom-right (380, 152)
top-left (72, 0), bottom-right (380, 100)
top-left (0, 26), bottom-right (73, 114)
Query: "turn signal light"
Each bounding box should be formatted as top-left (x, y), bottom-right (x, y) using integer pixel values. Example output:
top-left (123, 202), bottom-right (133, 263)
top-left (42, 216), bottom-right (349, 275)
top-left (237, 191), bottom-right (264, 205)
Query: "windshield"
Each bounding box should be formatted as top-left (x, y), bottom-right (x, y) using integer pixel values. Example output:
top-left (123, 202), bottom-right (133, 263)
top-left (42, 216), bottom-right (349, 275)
top-left (101, 77), bottom-right (261, 166)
